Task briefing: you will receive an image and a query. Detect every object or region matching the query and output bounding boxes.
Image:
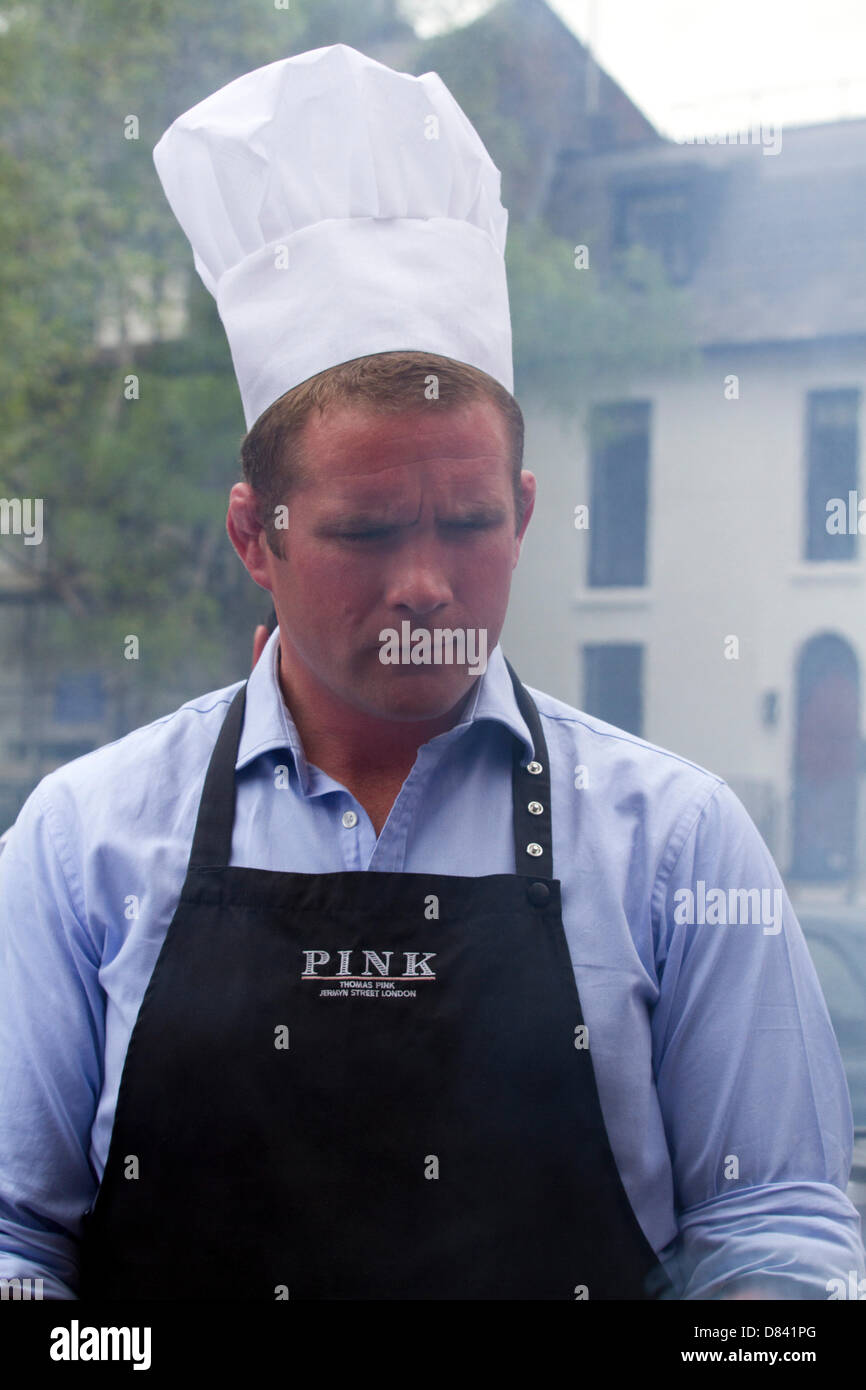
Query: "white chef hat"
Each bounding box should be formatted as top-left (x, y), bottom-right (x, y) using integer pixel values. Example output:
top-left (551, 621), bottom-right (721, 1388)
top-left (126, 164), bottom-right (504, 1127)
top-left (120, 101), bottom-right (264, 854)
top-left (152, 42), bottom-right (513, 431)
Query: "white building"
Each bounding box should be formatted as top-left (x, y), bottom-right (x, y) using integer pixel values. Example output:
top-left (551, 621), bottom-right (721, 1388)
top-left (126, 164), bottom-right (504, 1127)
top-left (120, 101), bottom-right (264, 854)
top-left (505, 114), bottom-right (866, 898)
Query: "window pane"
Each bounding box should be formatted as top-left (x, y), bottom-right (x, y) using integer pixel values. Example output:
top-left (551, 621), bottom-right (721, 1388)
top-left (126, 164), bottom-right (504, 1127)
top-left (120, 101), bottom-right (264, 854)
top-left (805, 388), bottom-right (860, 561)
top-left (583, 643), bottom-right (644, 737)
top-left (588, 401), bottom-right (650, 587)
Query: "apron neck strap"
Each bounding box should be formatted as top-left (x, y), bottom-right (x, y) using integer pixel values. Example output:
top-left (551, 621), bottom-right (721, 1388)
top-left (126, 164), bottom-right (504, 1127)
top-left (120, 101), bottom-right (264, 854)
top-left (186, 659), bottom-right (555, 877)
top-left (188, 683), bottom-right (247, 871)
top-left (503, 656), bottom-right (554, 879)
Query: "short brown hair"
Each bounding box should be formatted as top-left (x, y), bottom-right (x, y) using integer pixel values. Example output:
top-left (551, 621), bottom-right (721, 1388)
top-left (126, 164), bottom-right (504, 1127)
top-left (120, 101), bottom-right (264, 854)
top-left (239, 350), bottom-right (525, 555)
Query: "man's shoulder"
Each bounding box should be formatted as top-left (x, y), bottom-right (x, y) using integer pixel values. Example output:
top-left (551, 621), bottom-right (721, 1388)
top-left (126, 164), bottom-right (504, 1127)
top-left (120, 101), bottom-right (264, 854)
top-left (30, 677), bottom-right (246, 814)
top-left (523, 681), bottom-right (725, 811)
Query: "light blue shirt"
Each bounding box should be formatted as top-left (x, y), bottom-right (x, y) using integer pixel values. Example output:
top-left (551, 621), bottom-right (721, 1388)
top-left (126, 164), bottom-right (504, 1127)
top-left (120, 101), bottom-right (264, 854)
top-left (0, 631), bottom-right (863, 1299)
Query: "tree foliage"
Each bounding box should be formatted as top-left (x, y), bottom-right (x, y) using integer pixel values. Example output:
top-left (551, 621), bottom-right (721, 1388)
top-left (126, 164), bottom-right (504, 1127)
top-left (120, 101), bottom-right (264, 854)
top-left (0, 0), bottom-right (694, 715)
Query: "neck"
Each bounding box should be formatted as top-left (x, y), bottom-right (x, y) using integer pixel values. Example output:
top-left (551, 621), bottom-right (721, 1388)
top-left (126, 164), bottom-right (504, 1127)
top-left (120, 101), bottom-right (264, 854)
top-left (276, 639), bottom-right (477, 782)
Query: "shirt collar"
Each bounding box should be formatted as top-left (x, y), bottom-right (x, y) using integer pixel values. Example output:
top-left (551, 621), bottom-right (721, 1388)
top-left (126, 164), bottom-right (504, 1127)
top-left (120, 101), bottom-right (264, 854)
top-left (235, 626), bottom-right (536, 781)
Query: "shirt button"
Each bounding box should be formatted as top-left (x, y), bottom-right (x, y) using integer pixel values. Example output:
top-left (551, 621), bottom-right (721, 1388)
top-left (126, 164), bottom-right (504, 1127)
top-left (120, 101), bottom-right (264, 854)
top-left (341, 810), bottom-right (358, 828)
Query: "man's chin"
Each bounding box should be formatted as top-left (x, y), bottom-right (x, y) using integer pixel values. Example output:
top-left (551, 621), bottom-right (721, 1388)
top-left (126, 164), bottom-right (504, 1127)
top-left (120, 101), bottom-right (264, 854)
top-left (356, 666), bottom-right (478, 722)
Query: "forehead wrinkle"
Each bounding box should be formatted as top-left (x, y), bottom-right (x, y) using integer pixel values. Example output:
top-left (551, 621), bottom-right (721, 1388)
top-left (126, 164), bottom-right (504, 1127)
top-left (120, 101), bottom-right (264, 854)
top-left (295, 399), bottom-right (513, 501)
top-left (317, 449), bottom-right (508, 483)
top-left (321, 468), bottom-right (506, 505)
top-left (317, 478), bottom-right (510, 529)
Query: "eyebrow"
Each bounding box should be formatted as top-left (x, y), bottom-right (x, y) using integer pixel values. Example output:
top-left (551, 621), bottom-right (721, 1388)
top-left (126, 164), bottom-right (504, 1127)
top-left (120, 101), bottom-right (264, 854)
top-left (317, 504), bottom-right (509, 531)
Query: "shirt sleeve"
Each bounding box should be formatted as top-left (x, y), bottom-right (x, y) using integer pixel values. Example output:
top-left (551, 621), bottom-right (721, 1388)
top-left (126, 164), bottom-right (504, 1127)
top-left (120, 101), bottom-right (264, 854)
top-left (652, 780), bottom-right (865, 1300)
top-left (0, 780), bottom-right (104, 1299)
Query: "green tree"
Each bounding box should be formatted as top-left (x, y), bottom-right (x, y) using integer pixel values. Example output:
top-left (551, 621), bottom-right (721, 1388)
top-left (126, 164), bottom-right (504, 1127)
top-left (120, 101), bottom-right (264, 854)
top-left (0, 0), bottom-right (696, 744)
top-left (0, 0), bottom-right (413, 722)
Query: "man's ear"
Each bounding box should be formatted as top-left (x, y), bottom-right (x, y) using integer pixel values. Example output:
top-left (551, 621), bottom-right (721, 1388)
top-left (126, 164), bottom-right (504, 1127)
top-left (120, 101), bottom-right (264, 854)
top-left (226, 482), bottom-right (274, 590)
top-left (514, 470), bottom-right (536, 557)
top-left (251, 623), bottom-right (270, 669)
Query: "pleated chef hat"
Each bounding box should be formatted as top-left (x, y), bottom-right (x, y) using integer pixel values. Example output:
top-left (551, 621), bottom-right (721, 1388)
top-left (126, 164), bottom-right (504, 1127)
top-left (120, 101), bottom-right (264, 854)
top-left (152, 43), bottom-right (513, 431)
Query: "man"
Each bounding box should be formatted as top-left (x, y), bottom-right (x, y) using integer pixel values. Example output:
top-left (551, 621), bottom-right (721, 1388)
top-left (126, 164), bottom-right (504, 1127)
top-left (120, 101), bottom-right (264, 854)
top-left (0, 44), bottom-right (862, 1302)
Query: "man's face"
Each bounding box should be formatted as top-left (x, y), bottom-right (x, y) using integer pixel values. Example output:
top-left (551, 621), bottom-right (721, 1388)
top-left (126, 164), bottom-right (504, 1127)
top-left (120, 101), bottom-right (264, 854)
top-left (231, 396), bottom-right (535, 723)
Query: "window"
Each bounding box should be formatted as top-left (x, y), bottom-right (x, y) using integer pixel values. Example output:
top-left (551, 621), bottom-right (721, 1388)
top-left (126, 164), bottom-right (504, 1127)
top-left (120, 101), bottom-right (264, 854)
top-left (805, 388), bottom-right (860, 561)
top-left (791, 633), bottom-right (859, 881)
top-left (588, 400), bottom-right (650, 587)
top-left (583, 644), bottom-right (643, 737)
top-left (612, 183), bottom-right (693, 284)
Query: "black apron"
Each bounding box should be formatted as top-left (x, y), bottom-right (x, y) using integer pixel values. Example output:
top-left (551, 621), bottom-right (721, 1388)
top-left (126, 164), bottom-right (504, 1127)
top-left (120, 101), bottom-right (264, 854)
top-left (79, 657), bottom-right (670, 1300)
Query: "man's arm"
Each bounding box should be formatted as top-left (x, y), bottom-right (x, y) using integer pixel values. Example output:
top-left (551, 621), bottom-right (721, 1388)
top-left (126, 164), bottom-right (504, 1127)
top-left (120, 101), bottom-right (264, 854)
top-left (653, 781), bottom-right (865, 1300)
top-left (0, 779), bottom-right (104, 1299)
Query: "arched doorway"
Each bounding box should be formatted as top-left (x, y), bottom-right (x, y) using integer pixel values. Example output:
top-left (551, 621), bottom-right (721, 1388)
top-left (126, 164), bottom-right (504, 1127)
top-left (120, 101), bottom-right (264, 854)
top-left (791, 633), bottom-right (860, 881)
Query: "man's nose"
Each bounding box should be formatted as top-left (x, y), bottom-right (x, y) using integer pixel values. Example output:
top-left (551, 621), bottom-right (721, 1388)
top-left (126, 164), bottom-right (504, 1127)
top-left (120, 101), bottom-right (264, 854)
top-left (384, 540), bottom-right (454, 615)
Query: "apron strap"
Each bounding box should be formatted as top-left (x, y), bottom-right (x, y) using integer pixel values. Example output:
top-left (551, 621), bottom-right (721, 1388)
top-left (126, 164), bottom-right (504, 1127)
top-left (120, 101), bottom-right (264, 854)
top-left (503, 656), bottom-right (554, 880)
top-left (186, 659), bottom-right (555, 878)
top-left (187, 682), bottom-right (248, 871)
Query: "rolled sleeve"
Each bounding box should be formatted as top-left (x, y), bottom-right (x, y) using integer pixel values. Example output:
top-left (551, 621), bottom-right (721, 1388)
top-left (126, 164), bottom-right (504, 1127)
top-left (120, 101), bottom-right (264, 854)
top-left (652, 781), bottom-right (865, 1299)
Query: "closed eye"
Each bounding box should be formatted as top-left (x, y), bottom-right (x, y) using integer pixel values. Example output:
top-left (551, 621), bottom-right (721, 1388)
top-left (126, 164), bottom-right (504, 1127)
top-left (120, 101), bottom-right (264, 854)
top-left (339, 529), bottom-right (394, 541)
top-left (337, 519), bottom-right (496, 541)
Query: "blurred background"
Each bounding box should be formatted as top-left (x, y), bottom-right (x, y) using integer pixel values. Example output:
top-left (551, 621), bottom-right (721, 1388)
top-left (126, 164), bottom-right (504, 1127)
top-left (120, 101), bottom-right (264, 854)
top-left (1, 0), bottom-right (864, 1206)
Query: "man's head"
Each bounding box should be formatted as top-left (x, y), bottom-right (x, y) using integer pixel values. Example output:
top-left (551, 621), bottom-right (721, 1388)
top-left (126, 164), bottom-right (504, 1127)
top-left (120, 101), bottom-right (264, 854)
top-left (239, 351), bottom-right (526, 557)
top-left (227, 351), bottom-right (535, 725)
